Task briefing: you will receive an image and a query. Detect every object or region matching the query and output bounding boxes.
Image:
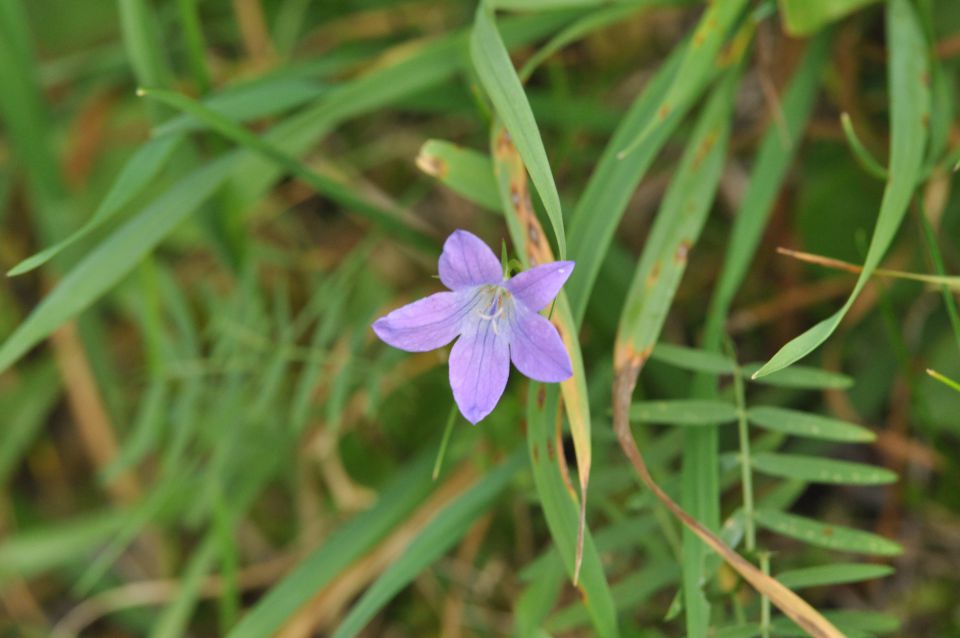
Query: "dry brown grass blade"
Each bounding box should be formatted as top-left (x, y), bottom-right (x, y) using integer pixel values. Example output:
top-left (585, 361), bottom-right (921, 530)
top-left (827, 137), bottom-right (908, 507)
top-left (50, 322), bottom-right (140, 504)
top-left (493, 128), bottom-right (591, 584)
top-left (611, 358), bottom-right (844, 638)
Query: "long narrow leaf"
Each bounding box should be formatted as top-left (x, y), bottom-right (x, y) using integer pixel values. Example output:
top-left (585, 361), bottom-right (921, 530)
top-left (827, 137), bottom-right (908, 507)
top-left (753, 0), bottom-right (930, 379)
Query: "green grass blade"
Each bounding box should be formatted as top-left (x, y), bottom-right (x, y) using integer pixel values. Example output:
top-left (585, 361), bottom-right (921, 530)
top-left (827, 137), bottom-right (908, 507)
top-left (630, 400), bottom-right (738, 425)
top-left (416, 140), bottom-right (501, 211)
top-left (773, 611), bottom-right (899, 637)
top-left (750, 452), bottom-right (897, 485)
top-left (330, 450), bottom-right (525, 638)
top-left (614, 70), bottom-right (738, 369)
top-left (752, 0), bottom-right (930, 379)
top-left (615, 0), bottom-right (748, 159)
top-left (154, 75), bottom-right (328, 138)
top-left (525, 386), bottom-right (619, 637)
top-left (0, 509), bottom-right (129, 583)
top-left (650, 343), bottom-right (736, 375)
top-left (776, 563), bottom-right (894, 589)
top-left (753, 509), bottom-right (902, 556)
top-left (518, 0), bottom-right (665, 81)
top-left (746, 406), bottom-right (875, 442)
top-left (471, 6), bottom-right (566, 258)
top-left (779, 0), bottom-right (881, 36)
top-left (741, 363), bottom-right (853, 390)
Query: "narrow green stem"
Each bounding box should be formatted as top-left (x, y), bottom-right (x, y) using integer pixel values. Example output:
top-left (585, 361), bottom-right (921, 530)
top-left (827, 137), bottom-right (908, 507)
top-left (927, 368), bottom-right (960, 393)
top-left (759, 552), bottom-right (772, 638)
top-left (432, 405), bottom-right (459, 480)
top-left (176, 0), bottom-right (212, 94)
top-left (728, 340), bottom-right (755, 552)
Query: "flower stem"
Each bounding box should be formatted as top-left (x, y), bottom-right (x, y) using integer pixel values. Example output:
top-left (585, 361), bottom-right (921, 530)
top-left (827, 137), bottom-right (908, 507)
top-left (432, 404), bottom-right (459, 480)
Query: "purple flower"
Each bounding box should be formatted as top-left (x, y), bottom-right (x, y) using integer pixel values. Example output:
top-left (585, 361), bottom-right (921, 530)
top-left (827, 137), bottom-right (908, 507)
top-left (373, 230), bottom-right (574, 424)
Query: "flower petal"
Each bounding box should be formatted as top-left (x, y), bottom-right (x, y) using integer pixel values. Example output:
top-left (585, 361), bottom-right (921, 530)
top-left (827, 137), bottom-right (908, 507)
top-left (505, 261), bottom-right (574, 312)
top-left (439, 229), bottom-right (503, 290)
top-left (509, 308), bottom-right (572, 383)
top-left (372, 291), bottom-right (474, 352)
top-left (449, 317), bottom-right (510, 424)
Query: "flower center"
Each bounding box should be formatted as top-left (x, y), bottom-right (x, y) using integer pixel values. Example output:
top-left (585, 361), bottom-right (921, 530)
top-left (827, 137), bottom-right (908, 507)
top-left (476, 285), bottom-right (512, 335)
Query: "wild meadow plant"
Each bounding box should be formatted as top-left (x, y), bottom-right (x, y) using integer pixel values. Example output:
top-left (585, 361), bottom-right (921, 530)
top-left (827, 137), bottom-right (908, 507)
top-left (1, 0), bottom-right (959, 636)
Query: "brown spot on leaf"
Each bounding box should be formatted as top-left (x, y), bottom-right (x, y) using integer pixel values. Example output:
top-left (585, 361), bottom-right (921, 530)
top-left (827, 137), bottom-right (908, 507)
top-left (546, 438), bottom-right (555, 461)
top-left (537, 386), bottom-right (546, 408)
top-left (528, 221), bottom-right (540, 245)
top-left (646, 261), bottom-right (661, 287)
top-left (675, 241), bottom-right (690, 264)
top-left (658, 104), bottom-right (670, 121)
top-left (509, 185), bottom-right (522, 207)
top-left (496, 129), bottom-right (513, 156)
top-left (692, 132), bottom-right (717, 170)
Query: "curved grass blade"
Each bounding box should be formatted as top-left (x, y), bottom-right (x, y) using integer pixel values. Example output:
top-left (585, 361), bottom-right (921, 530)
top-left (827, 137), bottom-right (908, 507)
top-left (612, 70), bottom-right (739, 634)
top-left (776, 563), bottom-right (894, 589)
top-left (746, 406), bottom-right (875, 442)
top-left (750, 452), bottom-right (897, 485)
top-left (753, 509), bottom-right (902, 556)
top-left (8, 134), bottom-right (182, 276)
top-left (471, 5), bottom-right (566, 258)
top-left (840, 112), bottom-right (887, 179)
top-left (630, 400), bottom-right (738, 425)
top-left (416, 140), bottom-right (500, 211)
top-left (330, 451), bottom-right (524, 638)
top-left (752, 0), bottom-right (930, 379)
top-left (615, 0), bottom-right (749, 159)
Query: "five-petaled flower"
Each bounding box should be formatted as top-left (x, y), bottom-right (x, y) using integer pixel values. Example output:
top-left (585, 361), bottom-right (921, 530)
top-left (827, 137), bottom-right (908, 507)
top-left (373, 230), bottom-right (574, 424)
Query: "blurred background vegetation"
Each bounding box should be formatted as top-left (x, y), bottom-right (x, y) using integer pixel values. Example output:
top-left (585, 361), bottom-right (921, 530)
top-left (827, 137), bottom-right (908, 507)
top-left (1, 0), bottom-right (959, 636)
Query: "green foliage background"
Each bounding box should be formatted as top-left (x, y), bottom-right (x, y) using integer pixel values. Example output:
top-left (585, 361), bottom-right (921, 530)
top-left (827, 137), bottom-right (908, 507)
top-left (0, 0), bottom-right (959, 636)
